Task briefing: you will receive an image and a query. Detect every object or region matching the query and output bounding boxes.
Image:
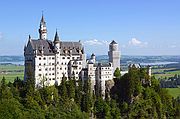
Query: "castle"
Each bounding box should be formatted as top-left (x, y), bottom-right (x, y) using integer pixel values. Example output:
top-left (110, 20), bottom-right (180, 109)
top-left (24, 15), bottom-right (120, 97)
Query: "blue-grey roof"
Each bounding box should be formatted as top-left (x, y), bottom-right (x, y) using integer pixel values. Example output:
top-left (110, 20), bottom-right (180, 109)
top-left (25, 39), bottom-right (83, 55)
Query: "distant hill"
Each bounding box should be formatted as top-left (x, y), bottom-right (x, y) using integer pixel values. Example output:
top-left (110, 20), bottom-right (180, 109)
top-left (0, 56), bottom-right (23, 62)
top-left (0, 55), bottom-right (180, 66)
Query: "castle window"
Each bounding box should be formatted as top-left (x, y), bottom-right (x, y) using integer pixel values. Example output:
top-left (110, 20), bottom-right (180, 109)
top-left (39, 74), bottom-right (41, 76)
top-left (76, 72), bottom-right (78, 74)
top-left (79, 62), bottom-right (81, 65)
top-left (49, 63), bottom-right (51, 65)
top-left (53, 78), bottom-right (55, 80)
top-left (39, 58), bottom-right (41, 60)
top-left (52, 63), bottom-right (54, 65)
top-left (60, 67), bottom-right (62, 70)
top-left (43, 57), bottom-right (46, 60)
top-left (49, 68), bottom-right (51, 71)
top-left (49, 57), bottom-right (51, 60)
top-left (39, 63), bottom-right (41, 66)
top-left (52, 57), bottom-right (55, 59)
top-left (52, 68), bottom-right (54, 70)
top-left (44, 63), bottom-right (46, 65)
top-left (57, 62), bottom-right (59, 64)
top-left (65, 68), bottom-right (66, 70)
top-left (52, 73), bottom-right (54, 75)
top-left (57, 72), bottom-right (59, 74)
top-left (39, 69), bottom-right (41, 71)
top-left (67, 57), bottom-right (70, 59)
top-left (61, 62), bottom-right (63, 65)
top-left (72, 57), bottom-right (75, 60)
top-left (45, 68), bottom-right (48, 71)
top-left (62, 57), bottom-right (65, 59)
top-left (49, 73), bottom-right (51, 75)
top-left (45, 73), bottom-right (47, 76)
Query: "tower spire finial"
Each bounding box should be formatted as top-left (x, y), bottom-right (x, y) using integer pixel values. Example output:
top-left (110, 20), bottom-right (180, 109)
top-left (41, 11), bottom-right (45, 23)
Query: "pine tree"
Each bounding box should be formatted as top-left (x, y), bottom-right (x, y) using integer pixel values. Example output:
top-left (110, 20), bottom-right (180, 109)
top-left (67, 78), bottom-right (75, 99)
top-left (81, 79), bottom-right (92, 113)
top-left (59, 75), bottom-right (67, 99)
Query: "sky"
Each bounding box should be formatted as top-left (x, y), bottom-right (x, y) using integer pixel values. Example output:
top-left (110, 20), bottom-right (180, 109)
top-left (0, 0), bottom-right (180, 56)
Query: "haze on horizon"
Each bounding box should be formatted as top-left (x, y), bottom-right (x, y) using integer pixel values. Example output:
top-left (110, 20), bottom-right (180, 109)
top-left (0, 0), bottom-right (180, 56)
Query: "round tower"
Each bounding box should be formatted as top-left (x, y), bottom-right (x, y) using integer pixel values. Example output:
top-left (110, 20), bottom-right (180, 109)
top-left (108, 40), bottom-right (120, 73)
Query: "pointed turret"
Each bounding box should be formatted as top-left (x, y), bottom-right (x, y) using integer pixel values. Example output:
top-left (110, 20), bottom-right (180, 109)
top-left (54, 30), bottom-right (60, 52)
top-left (39, 13), bottom-right (47, 40)
top-left (53, 30), bottom-right (60, 44)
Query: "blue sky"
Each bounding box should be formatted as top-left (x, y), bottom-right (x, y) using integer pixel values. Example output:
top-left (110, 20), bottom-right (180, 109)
top-left (0, 0), bottom-right (180, 56)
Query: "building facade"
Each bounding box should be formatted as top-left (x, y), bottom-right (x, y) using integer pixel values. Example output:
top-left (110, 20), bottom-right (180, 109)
top-left (24, 15), bottom-right (86, 88)
top-left (24, 15), bottom-right (121, 96)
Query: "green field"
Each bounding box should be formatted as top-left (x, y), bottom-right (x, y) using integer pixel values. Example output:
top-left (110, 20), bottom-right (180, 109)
top-left (166, 88), bottom-right (180, 98)
top-left (0, 65), bottom-right (24, 82)
top-left (153, 68), bottom-right (180, 79)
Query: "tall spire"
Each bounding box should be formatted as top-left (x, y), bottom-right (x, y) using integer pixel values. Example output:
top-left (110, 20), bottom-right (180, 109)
top-left (40, 12), bottom-right (45, 26)
top-left (39, 12), bottom-right (47, 40)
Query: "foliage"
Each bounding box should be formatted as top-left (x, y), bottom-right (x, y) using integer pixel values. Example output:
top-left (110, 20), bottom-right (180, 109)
top-left (0, 67), bottom-right (180, 119)
top-left (114, 67), bottom-right (121, 79)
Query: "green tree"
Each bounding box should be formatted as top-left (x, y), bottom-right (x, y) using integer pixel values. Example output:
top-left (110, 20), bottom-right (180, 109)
top-left (114, 67), bottom-right (121, 79)
top-left (81, 79), bottom-right (92, 113)
top-left (59, 76), bottom-right (68, 99)
top-left (0, 98), bottom-right (23, 119)
top-left (67, 78), bottom-right (76, 99)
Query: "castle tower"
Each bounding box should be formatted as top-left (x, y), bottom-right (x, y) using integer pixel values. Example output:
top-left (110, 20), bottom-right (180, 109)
top-left (53, 30), bottom-right (61, 85)
top-left (108, 40), bottom-right (120, 72)
top-left (39, 14), bottom-right (47, 40)
top-left (53, 30), bottom-right (60, 50)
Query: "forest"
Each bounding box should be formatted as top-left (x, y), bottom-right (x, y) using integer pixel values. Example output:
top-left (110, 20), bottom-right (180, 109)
top-left (0, 67), bottom-right (180, 119)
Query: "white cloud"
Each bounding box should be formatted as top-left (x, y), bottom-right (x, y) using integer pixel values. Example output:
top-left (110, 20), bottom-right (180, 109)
top-left (83, 39), bottom-right (109, 46)
top-left (128, 38), bottom-right (148, 47)
top-left (169, 45), bottom-right (177, 48)
top-left (0, 32), bottom-right (2, 40)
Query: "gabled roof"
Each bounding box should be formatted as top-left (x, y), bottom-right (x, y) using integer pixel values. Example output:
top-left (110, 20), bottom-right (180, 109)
top-left (25, 39), bottom-right (83, 56)
top-left (60, 41), bottom-right (83, 55)
top-left (30, 39), bottom-right (55, 55)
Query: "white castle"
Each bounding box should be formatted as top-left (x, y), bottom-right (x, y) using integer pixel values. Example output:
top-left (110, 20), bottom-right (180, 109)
top-left (24, 15), bottom-right (120, 96)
